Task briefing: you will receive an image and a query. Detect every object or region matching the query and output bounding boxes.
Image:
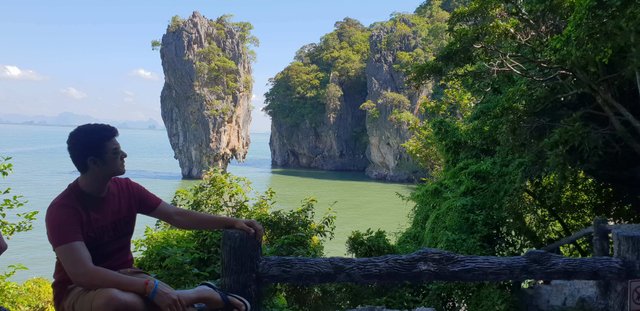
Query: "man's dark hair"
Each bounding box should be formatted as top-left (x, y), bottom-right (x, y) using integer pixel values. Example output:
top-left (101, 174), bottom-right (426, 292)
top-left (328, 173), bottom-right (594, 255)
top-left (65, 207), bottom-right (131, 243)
top-left (67, 123), bottom-right (119, 173)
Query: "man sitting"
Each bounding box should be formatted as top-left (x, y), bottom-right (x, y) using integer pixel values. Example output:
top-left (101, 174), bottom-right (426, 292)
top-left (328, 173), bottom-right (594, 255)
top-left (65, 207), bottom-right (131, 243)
top-left (46, 123), bottom-right (261, 311)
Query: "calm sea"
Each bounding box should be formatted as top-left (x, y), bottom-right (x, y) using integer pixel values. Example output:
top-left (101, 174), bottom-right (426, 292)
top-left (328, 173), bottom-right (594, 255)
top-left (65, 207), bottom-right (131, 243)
top-left (0, 123), bottom-right (413, 282)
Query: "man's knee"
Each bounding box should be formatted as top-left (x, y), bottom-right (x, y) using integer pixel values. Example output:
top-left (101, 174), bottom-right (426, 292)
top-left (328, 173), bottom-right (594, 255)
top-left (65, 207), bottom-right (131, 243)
top-left (91, 288), bottom-right (145, 311)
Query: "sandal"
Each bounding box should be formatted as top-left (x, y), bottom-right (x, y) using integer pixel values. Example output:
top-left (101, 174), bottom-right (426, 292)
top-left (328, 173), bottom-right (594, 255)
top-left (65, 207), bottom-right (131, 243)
top-left (199, 281), bottom-right (251, 311)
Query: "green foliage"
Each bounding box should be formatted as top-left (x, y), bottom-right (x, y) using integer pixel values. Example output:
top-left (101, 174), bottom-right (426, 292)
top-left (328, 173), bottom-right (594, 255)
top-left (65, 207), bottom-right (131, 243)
top-left (151, 39), bottom-right (161, 51)
top-left (380, 91), bottom-right (411, 111)
top-left (263, 62), bottom-right (327, 126)
top-left (0, 265), bottom-right (54, 311)
top-left (346, 229), bottom-right (396, 257)
top-left (167, 14), bottom-right (258, 118)
top-left (391, 0), bottom-right (640, 309)
top-left (134, 228), bottom-right (219, 288)
top-left (0, 157), bottom-right (50, 309)
top-left (168, 15), bottom-right (184, 32)
top-left (316, 18), bottom-right (370, 80)
top-left (263, 18), bottom-right (370, 127)
top-left (260, 198), bottom-right (335, 257)
top-left (380, 6), bottom-right (450, 77)
top-left (0, 156), bottom-right (36, 238)
top-left (134, 169), bottom-right (336, 310)
top-left (376, 92), bottom-right (422, 127)
top-left (194, 41), bottom-right (239, 117)
top-left (359, 100), bottom-right (379, 119)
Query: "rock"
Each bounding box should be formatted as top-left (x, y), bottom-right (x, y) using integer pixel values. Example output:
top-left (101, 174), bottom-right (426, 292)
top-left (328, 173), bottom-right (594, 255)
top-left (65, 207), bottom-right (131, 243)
top-left (363, 16), bottom-right (430, 182)
top-left (519, 280), bottom-right (606, 311)
top-left (269, 73), bottom-right (369, 171)
top-left (160, 12), bottom-right (252, 178)
top-left (267, 14), bottom-right (434, 182)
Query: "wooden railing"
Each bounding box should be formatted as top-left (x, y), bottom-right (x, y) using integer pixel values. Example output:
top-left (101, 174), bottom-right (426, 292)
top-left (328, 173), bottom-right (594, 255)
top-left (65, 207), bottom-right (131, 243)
top-left (219, 217), bottom-right (640, 311)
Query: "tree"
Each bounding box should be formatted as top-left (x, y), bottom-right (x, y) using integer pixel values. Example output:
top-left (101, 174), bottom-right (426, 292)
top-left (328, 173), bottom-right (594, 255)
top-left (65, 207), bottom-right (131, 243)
top-left (406, 0), bottom-right (640, 254)
top-left (391, 0), bottom-right (640, 309)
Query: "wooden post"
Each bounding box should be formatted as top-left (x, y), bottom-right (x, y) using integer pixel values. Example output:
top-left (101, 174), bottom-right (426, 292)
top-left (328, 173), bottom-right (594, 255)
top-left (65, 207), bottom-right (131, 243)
top-left (221, 230), bottom-right (262, 311)
top-left (606, 225), bottom-right (640, 310)
top-left (593, 217), bottom-right (610, 310)
top-left (593, 217), bottom-right (610, 257)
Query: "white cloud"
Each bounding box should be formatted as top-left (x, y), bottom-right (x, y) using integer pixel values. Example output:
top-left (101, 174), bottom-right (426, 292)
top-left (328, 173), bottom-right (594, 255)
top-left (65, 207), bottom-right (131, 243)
top-left (60, 87), bottom-right (87, 100)
top-left (130, 68), bottom-right (160, 80)
top-left (0, 65), bottom-right (45, 80)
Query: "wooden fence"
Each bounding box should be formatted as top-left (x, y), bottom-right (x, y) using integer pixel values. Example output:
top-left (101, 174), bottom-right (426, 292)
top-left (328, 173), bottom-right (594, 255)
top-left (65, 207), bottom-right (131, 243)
top-left (219, 217), bottom-right (640, 310)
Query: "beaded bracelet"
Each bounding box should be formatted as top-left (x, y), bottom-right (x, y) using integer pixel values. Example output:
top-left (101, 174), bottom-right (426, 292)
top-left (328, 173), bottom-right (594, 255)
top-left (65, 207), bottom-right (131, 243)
top-left (148, 279), bottom-right (159, 301)
top-left (143, 279), bottom-right (150, 296)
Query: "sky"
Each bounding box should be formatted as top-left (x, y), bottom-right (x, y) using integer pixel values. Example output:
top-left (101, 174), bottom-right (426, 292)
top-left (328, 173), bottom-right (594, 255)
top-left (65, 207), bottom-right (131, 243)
top-left (0, 0), bottom-right (424, 132)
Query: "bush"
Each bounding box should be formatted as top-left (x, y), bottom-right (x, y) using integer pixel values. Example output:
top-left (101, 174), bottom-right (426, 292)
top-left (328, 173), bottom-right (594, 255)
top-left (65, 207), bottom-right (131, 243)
top-left (0, 265), bottom-right (54, 311)
top-left (134, 169), bottom-right (336, 309)
top-left (346, 229), bottom-right (396, 257)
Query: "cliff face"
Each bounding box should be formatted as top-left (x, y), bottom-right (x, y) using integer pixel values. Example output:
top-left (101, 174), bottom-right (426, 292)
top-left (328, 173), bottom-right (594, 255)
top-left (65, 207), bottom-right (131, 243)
top-left (266, 15), bottom-right (435, 182)
top-left (364, 17), bottom-right (430, 182)
top-left (160, 12), bottom-right (252, 179)
top-left (270, 75), bottom-right (369, 170)
top-left (266, 18), bottom-right (370, 171)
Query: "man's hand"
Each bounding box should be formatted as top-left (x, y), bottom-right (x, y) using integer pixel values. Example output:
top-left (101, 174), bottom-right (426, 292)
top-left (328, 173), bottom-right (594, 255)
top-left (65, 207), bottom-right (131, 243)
top-left (234, 219), bottom-right (264, 241)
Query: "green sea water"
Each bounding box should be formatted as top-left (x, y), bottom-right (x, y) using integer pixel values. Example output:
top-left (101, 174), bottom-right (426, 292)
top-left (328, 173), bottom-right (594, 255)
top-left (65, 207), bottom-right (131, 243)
top-left (0, 123), bottom-right (413, 282)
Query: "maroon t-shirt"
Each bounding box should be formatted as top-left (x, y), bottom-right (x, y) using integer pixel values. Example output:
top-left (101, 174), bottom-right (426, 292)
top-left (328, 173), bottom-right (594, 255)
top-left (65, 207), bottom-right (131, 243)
top-left (45, 177), bottom-right (161, 308)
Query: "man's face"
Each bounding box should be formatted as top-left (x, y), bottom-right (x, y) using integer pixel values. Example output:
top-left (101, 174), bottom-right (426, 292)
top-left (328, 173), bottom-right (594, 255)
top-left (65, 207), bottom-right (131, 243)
top-left (97, 138), bottom-right (127, 177)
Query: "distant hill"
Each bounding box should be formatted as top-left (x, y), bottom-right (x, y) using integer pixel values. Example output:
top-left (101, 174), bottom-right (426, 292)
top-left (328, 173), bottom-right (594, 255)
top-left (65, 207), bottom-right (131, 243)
top-left (0, 112), bottom-right (165, 130)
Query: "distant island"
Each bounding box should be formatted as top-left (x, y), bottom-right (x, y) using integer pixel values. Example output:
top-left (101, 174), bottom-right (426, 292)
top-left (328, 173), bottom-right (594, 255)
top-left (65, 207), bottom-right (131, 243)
top-left (0, 112), bottom-right (164, 130)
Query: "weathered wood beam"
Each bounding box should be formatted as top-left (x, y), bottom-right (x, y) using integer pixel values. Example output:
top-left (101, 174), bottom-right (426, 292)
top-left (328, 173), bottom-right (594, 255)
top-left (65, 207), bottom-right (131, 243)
top-left (542, 227), bottom-right (594, 252)
top-left (259, 248), bottom-right (638, 285)
top-left (541, 223), bottom-right (623, 252)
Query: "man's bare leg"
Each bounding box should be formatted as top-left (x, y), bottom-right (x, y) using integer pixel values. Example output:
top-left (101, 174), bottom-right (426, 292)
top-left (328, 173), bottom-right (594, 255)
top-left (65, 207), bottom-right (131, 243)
top-left (62, 287), bottom-right (146, 311)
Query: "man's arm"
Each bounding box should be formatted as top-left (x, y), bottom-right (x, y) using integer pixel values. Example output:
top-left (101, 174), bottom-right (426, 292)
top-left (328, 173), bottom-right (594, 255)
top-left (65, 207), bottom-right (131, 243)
top-left (54, 241), bottom-right (185, 310)
top-left (148, 201), bottom-right (264, 240)
top-left (55, 241), bottom-right (147, 292)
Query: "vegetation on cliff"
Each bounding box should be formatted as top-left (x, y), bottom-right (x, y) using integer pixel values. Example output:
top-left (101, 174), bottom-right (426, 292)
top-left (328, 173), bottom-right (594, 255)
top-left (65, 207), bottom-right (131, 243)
top-left (160, 12), bottom-right (254, 178)
top-left (265, 4), bottom-right (450, 180)
top-left (263, 18), bottom-right (370, 126)
top-left (162, 14), bottom-right (257, 118)
top-left (198, 15), bottom-right (257, 117)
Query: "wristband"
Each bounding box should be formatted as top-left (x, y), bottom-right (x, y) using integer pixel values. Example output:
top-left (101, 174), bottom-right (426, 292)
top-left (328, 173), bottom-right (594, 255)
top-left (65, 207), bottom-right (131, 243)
top-left (143, 279), bottom-right (150, 296)
top-left (149, 279), bottom-right (159, 301)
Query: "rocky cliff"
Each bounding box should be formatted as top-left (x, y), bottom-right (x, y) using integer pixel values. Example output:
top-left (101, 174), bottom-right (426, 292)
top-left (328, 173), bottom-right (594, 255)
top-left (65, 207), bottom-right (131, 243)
top-left (160, 12), bottom-right (253, 179)
top-left (269, 74), bottom-right (369, 171)
top-left (363, 16), bottom-right (430, 182)
top-left (266, 19), bottom-right (370, 171)
top-left (266, 14), bottom-right (437, 182)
